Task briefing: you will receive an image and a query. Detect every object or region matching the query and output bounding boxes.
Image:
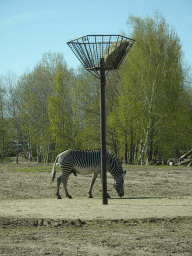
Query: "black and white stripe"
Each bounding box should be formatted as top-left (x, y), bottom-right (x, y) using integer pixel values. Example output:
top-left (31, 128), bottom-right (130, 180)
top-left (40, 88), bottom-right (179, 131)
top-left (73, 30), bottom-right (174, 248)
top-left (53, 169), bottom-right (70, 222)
top-left (51, 149), bottom-right (126, 199)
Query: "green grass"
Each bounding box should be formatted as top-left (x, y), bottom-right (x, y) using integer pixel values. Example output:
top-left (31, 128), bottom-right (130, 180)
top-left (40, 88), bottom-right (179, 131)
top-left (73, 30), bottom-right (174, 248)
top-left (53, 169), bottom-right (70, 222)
top-left (2, 159), bottom-right (187, 173)
top-left (12, 166), bottom-right (52, 172)
top-left (2, 163), bottom-right (55, 172)
top-left (122, 163), bottom-right (187, 170)
top-left (1, 157), bottom-right (12, 163)
top-left (18, 167), bottom-right (52, 172)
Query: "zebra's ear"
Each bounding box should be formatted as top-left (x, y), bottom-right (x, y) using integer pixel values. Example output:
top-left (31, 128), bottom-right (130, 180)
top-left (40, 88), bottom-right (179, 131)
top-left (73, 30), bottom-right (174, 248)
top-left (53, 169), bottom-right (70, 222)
top-left (121, 171), bottom-right (126, 177)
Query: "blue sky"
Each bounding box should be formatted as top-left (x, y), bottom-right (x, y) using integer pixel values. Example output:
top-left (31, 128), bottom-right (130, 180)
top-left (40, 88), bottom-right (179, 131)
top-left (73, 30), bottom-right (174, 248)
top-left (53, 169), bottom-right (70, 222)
top-left (1, 0), bottom-right (192, 77)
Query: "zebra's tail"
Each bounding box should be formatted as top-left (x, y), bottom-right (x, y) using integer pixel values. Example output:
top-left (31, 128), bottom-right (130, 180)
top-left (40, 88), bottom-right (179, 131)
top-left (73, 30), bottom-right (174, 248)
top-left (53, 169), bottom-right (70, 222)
top-left (50, 156), bottom-right (59, 184)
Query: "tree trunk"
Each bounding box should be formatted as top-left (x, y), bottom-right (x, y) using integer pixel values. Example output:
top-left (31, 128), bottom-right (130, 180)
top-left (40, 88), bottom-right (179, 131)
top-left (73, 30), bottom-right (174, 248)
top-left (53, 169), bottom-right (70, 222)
top-left (124, 142), bottom-right (128, 164)
top-left (179, 149), bottom-right (192, 162)
top-left (1, 130), bottom-right (4, 163)
top-left (129, 130), bottom-right (133, 164)
top-left (140, 132), bottom-right (149, 165)
top-left (28, 141), bottom-right (32, 163)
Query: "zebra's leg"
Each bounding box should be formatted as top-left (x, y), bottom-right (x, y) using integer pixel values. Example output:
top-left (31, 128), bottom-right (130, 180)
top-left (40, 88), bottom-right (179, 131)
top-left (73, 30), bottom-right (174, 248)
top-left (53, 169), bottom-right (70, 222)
top-left (56, 173), bottom-right (72, 199)
top-left (56, 174), bottom-right (63, 199)
top-left (89, 172), bottom-right (98, 198)
top-left (62, 175), bottom-right (72, 199)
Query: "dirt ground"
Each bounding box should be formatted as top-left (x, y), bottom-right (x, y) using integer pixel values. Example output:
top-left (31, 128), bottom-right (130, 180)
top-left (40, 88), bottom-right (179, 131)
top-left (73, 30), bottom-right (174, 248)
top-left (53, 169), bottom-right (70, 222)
top-left (0, 160), bottom-right (192, 255)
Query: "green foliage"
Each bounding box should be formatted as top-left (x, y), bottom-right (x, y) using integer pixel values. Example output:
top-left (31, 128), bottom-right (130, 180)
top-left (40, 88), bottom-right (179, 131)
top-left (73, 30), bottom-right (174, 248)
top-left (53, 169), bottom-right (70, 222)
top-left (48, 62), bottom-right (73, 152)
top-left (117, 12), bottom-right (192, 162)
top-left (74, 67), bottom-right (100, 149)
top-left (1, 13), bottom-right (192, 163)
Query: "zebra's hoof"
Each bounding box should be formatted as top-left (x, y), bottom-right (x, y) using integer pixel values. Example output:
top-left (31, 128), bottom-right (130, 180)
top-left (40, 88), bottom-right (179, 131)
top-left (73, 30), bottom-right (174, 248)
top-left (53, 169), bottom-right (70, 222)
top-left (89, 195), bottom-right (93, 198)
top-left (57, 195), bottom-right (62, 199)
top-left (67, 195), bottom-right (73, 199)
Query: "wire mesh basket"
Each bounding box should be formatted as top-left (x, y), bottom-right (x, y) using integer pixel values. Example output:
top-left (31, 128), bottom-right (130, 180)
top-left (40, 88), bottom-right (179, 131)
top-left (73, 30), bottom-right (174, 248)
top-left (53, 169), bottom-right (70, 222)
top-left (67, 35), bottom-right (134, 78)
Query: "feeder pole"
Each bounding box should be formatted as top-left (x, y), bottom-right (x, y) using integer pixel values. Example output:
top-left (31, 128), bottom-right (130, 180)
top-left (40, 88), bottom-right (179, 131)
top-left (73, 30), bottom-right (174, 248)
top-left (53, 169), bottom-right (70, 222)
top-left (67, 35), bottom-right (135, 205)
top-left (100, 58), bottom-right (107, 205)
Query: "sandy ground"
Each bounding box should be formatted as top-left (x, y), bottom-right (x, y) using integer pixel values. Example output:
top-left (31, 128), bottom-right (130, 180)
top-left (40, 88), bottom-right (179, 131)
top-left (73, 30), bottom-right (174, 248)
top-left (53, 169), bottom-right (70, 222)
top-left (1, 197), bottom-right (192, 220)
top-left (0, 161), bottom-right (192, 255)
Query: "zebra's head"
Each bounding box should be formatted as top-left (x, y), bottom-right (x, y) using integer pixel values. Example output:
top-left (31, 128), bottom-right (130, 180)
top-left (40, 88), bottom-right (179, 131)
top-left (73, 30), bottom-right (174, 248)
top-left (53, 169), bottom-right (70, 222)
top-left (113, 171), bottom-right (126, 197)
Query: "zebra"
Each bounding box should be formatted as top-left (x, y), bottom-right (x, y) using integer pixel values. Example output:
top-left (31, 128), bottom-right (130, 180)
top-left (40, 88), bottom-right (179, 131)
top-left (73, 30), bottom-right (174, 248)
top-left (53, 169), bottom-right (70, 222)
top-left (50, 149), bottom-right (126, 199)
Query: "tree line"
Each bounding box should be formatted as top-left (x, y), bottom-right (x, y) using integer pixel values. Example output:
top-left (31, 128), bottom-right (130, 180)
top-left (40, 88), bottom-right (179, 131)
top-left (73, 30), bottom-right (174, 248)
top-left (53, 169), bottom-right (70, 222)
top-left (0, 13), bottom-right (192, 164)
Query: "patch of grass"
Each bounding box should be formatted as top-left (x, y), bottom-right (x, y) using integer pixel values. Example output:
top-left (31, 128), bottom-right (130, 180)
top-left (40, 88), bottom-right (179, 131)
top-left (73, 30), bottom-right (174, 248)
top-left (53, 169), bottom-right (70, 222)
top-left (21, 167), bottom-right (51, 172)
top-left (122, 164), bottom-right (143, 169)
top-left (13, 166), bottom-right (52, 172)
top-left (4, 163), bottom-right (57, 172)
top-left (1, 157), bottom-right (12, 163)
top-left (122, 163), bottom-right (187, 170)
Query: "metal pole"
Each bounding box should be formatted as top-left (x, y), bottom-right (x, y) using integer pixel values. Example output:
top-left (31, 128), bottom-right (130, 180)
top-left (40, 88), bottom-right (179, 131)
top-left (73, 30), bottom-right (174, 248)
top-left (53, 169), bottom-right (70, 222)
top-left (100, 58), bottom-right (108, 205)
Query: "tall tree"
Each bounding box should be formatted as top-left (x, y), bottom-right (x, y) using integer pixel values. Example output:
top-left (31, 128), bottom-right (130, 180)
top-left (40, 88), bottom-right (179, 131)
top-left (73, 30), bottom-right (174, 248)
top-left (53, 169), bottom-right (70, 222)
top-left (2, 73), bottom-right (23, 163)
top-left (48, 61), bottom-right (73, 152)
top-left (16, 52), bottom-right (65, 162)
top-left (105, 70), bottom-right (122, 156)
top-left (0, 81), bottom-right (6, 162)
top-left (119, 12), bottom-right (191, 163)
top-left (74, 66), bottom-right (101, 150)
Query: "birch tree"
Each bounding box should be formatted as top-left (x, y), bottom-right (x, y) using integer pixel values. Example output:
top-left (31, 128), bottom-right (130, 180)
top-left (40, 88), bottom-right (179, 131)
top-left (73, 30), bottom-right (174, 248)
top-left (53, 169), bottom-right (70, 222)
top-left (119, 13), bottom-right (189, 163)
top-left (48, 62), bottom-right (73, 152)
top-left (0, 81), bottom-right (6, 162)
top-left (2, 74), bottom-right (23, 163)
top-left (74, 67), bottom-right (101, 149)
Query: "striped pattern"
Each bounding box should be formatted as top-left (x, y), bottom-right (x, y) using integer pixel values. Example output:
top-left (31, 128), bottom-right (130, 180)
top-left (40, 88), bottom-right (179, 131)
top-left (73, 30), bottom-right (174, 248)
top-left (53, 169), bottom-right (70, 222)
top-left (51, 149), bottom-right (126, 199)
top-left (72, 150), bottom-right (101, 169)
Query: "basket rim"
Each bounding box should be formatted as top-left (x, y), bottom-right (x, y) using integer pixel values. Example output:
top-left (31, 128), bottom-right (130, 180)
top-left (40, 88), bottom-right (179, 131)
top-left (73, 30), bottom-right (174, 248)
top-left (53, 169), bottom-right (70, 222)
top-left (67, 35), bottom-right (135, 44)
